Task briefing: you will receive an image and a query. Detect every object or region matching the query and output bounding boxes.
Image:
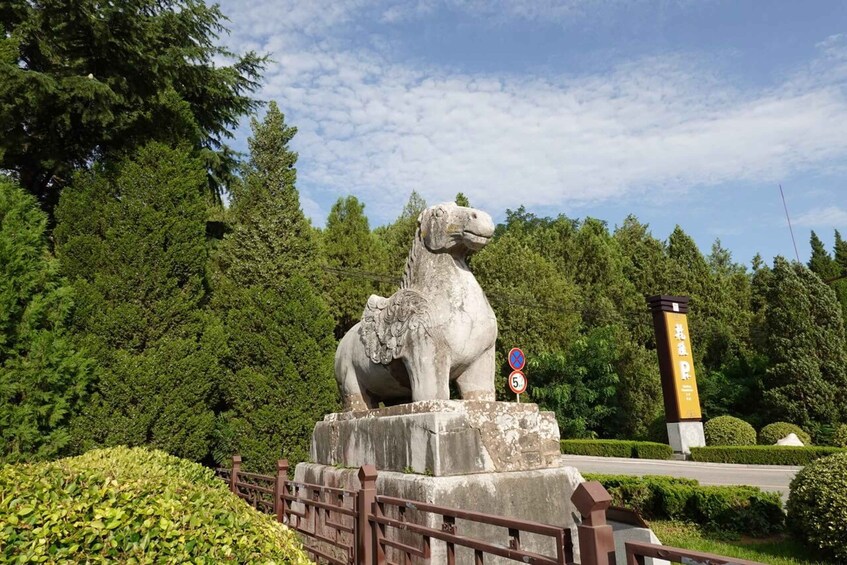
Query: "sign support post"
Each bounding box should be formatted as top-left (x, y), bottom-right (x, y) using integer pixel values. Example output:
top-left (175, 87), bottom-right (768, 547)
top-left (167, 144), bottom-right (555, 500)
top-left (647, 295), bottom-right (706, 456)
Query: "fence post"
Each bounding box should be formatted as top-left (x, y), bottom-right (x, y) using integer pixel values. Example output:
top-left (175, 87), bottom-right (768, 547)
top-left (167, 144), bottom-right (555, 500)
top-left (571, 481), bottom-right (616, 565)
top-left (231, 454), bottom-right (241, 494)
top-left (275, 459), bottom-right (288, 523)
top-left (357, 464), bottom-right (378, 565)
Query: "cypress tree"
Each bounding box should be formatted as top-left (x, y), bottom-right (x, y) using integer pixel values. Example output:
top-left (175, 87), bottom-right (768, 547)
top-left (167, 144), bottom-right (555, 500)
top-left (213, 105), bottom-right (337, 472)
top-left (808, 231), bottom-right (838, 280)
top-left (0, 178), bottom-right (96, 462)
top-left (760, 257), bottom-right (847, 432)
top-left (321, 196), bottom-right (387, 338)
top-left (54, 143), bottom-right (222, 461)
top-left (374, 191), bottom-right (427, 279)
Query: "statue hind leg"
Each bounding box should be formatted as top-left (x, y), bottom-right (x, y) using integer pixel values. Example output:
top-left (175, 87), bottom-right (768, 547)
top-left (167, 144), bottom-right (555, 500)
top-left (455, 345), bottom-right (496, 401)
top-left (335, 327), bottom-right (376, 411)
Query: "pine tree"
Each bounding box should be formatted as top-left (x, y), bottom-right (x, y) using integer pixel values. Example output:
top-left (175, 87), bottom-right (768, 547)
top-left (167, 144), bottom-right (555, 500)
top-left (760, 257), bottom-right (847, 433)
top-left (321, 196), bottom-right (387, 338)
top-left (54, 143), bottom-right (222, 461)
top-left (212, 106), bottom-right (337, 472)
top-left (1, 0), bottom-right (264, 214)
top-left (455, 192), bottom-right (470, 207)
top-left (832, 230), bottom-right (847, 320)
top-left (0, 178), bottom-right (96, 462)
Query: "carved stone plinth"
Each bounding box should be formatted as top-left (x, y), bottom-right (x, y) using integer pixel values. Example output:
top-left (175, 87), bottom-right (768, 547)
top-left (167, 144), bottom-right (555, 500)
top-left (310, 400), bottom-right (562, 476)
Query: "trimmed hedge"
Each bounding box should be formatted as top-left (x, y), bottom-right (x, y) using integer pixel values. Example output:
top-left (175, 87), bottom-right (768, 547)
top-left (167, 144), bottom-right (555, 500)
top-left (704, 415), bottom-right (756, 446)
top-left (759, 422), bottom-right (812, 446)
top-left (690, 445), bottom-right (847, 465)
top-left (788, 452), bottom-right (847, 561)
top-left (0, 446), bottom-right (310, 563)
top-left (585, 473), bottom-right (784, 536)
top-left (833, 424), bottom-right (847, 448)
top-left (560, 440), bottom-right (673, 460)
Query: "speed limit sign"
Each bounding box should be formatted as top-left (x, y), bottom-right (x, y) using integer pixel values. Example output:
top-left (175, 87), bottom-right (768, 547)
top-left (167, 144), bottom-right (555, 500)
top-left (508, 370), bottom-right (527, 395)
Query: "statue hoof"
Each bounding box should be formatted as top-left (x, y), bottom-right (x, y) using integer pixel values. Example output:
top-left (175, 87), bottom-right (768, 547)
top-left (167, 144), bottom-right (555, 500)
top-left (343, 394), bottom-right (370, 412)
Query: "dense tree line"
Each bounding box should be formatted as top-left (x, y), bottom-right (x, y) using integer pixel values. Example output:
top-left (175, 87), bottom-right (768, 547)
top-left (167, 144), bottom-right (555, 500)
top-left (2, 0), bottom-right (847, 471)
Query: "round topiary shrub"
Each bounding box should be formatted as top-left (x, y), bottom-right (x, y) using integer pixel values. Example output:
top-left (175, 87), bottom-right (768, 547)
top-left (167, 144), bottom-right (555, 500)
top-left (759, 422), bottom-right (812, 446)
top-left (0, 446), bottom-right (311, 563)
top-left (788, 452), bottom-right (847, 561)
top-left (833, 424), bottom-right (847, 448)
top-left (704, 415), bottom-right (756, 446)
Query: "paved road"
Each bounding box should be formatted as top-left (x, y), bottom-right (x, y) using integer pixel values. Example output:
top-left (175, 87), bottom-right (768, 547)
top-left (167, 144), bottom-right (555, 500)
top-left (561, 455), bottom-right (800, 499)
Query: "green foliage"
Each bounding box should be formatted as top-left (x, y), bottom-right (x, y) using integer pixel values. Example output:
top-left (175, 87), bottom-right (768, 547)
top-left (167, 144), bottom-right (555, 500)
top-left (321, 196), bottom-right (388, 337)
top-left (585, 473), bottom-right (784, 536)
top-left (455, 192), bottom-right (470, 207)
top-left (560, 440), bottom-right (672, 459)
top-left (833, 424), bottom-right (847, 448)
top-left (0, 0), bottom-right (264, 213)
top-left (758, 258), bottom-right (847, 430)
top-left (55, 143), bottom-right (221, 461)
top-left (690, 445), bottom-right (846, 465)
top-left (0, 446), bottom-right (310, 563)
top-left (374, 191), bottom-right (427, 280)
top-left (759, 422), bottom-right (812, 446)
top-left (787, 452), bottom-right (847, 561)
top-left (528, 327), bottom-right (620, 438)
top-left (0, 178), bottom-right (97, 462)
top-left (704, 415), bottom-right (757, 446)
top-left (212, 106), bottom-right (337, 472)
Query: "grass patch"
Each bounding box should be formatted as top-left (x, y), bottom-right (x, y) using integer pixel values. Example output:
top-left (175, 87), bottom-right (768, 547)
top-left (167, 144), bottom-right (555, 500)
top-left (649, 521), bottom-right (825, 565)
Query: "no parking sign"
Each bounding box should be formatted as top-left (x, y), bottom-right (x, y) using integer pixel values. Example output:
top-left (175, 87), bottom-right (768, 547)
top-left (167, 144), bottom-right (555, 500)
top-left (507, 347), bottom-right (527, 400)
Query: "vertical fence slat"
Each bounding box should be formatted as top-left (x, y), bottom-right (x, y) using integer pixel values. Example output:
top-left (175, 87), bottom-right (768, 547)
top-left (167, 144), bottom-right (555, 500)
top-left (275, 459), bottom-right (288, 523)
top-left (357, 464), bottom-right (377, 565)
top-left (230, 454), bottom-right (241, 495)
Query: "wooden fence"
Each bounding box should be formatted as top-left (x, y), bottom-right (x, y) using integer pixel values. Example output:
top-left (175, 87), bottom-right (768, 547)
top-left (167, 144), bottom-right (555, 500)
top-left (216, 455), bottom-right (764, 565)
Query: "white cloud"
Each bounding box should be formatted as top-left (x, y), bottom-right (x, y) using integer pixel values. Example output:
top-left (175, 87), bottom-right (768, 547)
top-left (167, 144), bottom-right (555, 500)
top-left (218, 0), bottom-right (847, 223)
top-left (794, 206), bottom-right (847, 228)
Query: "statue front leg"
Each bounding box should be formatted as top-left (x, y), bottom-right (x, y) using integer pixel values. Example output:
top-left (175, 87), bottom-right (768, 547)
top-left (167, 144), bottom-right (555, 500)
top-left (455, 345), bottom-right (496, 401)
top-left (403, 334), bottom-right (450, 402)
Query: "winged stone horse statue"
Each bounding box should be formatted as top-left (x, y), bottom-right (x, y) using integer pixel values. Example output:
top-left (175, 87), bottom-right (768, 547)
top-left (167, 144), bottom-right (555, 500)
top-left (334, 202), bottom-right (498, 411)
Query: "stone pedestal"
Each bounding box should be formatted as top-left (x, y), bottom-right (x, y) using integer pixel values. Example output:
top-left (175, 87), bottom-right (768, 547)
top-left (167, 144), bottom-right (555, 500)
top-left (295, 461), bottom-right (584, 564)
top-left (310, 400), bottom-right (562, 476)
top-left (667, 421), bottom-right (706, 455)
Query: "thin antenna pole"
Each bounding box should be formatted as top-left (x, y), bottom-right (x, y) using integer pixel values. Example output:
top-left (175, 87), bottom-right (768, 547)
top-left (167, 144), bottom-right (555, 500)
top-left (780, 184), bottom-right (801, 263)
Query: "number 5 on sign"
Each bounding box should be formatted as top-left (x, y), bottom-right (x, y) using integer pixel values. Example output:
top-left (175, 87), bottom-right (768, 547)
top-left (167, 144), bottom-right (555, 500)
top-left (509, 370), bottom-right (527, 402)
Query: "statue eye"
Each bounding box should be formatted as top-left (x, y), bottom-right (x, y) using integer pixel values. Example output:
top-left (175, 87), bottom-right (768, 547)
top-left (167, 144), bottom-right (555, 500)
top-left (435, 208), bottom-right (445, 218)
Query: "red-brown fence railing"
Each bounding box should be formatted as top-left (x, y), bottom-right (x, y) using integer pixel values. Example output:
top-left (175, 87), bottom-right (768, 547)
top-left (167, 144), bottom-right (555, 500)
top-left (215, 455), bottom-right (765, 565)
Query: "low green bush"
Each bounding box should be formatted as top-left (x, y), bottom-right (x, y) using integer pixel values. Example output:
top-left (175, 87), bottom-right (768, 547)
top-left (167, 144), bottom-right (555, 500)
top-left (787, 452), bottom-right (847, 561)
top-left (689, 445), bottom-right (846, 465)
top-left (560, 440), bottom-right (673, 460)
top-left (832, 424), bottom-right (847, 448)
top-left (0, 446), bottom-right (310, 563)
top-left (585, 473), bottom-right (784, 536)
top-left (758, 422), bottom-right (812, 446)
top-left (704, 415), bottom-right (756, 446)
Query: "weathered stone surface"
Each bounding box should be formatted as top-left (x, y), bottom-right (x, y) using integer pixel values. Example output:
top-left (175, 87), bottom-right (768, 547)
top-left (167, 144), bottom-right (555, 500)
top-left (777, 433), bottom-right (804, 446)
top-left (311, 400), bottom-right (562, 476)
top-left (295, 462), bottom-right (585, 564)
top-left (667, 421), bottom-right (706, 455)
top-left (334, 203), bottom-right (498, 411)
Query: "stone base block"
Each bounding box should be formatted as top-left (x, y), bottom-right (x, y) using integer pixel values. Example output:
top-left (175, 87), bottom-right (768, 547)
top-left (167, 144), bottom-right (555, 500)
top-left (310, 400), bottom-right (561, 476)
top-left (667, 421), bottom-right (705, 455)
top-left (295, 461), bottom-right (584, 564)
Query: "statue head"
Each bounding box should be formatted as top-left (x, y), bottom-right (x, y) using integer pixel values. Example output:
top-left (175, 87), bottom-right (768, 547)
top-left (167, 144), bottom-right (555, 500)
top-left (418, 202), bottom-right (495, 255)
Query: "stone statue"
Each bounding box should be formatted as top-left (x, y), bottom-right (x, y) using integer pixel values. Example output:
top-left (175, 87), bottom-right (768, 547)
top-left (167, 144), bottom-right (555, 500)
top-left (334, 202), bottom-right (497, 411)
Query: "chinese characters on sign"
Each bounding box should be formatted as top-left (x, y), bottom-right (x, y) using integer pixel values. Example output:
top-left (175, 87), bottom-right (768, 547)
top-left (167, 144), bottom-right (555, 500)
top-left (663, 309), bottom-right (702, 419)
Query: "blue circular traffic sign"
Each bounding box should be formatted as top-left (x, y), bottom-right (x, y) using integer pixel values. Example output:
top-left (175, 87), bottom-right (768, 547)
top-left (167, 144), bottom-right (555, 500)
top-left (508, 347), bottom-right (526, 371)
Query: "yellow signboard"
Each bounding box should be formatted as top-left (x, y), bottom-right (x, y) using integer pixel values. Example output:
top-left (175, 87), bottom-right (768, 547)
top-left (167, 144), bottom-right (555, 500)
top-left (662, 312), bottom-right (702, 419)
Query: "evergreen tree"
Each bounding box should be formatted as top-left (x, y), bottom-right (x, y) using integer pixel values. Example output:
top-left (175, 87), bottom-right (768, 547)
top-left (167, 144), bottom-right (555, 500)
top-left (375, 191), bottom-right (427, 279)
top-left (1, 0), bottom-right (264, 214)
top-left (0, 178), bottom-right (96, 462)
top-left (321, 196), bottom-right (387, 338)
top-left (455, 192), bottom-right (470, 207)
top-left (54, 143), bottom-right (222, 461)
top-left (808, 231), bottom-right (838, 280)
top-left (212, 107), bottom-right (337, 472)
top-left (760, 257), bottom-right (847, 433)
top-left (217, 102), bottom-right (319, 288)
top-left (831, 230), bottom-right (847, 320)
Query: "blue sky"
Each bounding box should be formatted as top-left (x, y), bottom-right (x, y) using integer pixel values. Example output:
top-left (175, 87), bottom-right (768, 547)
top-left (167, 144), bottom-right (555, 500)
top-left (218, 0), bottom-right (847, 267)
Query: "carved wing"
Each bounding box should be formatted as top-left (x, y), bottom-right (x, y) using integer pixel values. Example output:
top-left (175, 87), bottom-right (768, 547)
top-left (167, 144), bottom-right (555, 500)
top-left (359, 290), bottom-right (429, 365)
